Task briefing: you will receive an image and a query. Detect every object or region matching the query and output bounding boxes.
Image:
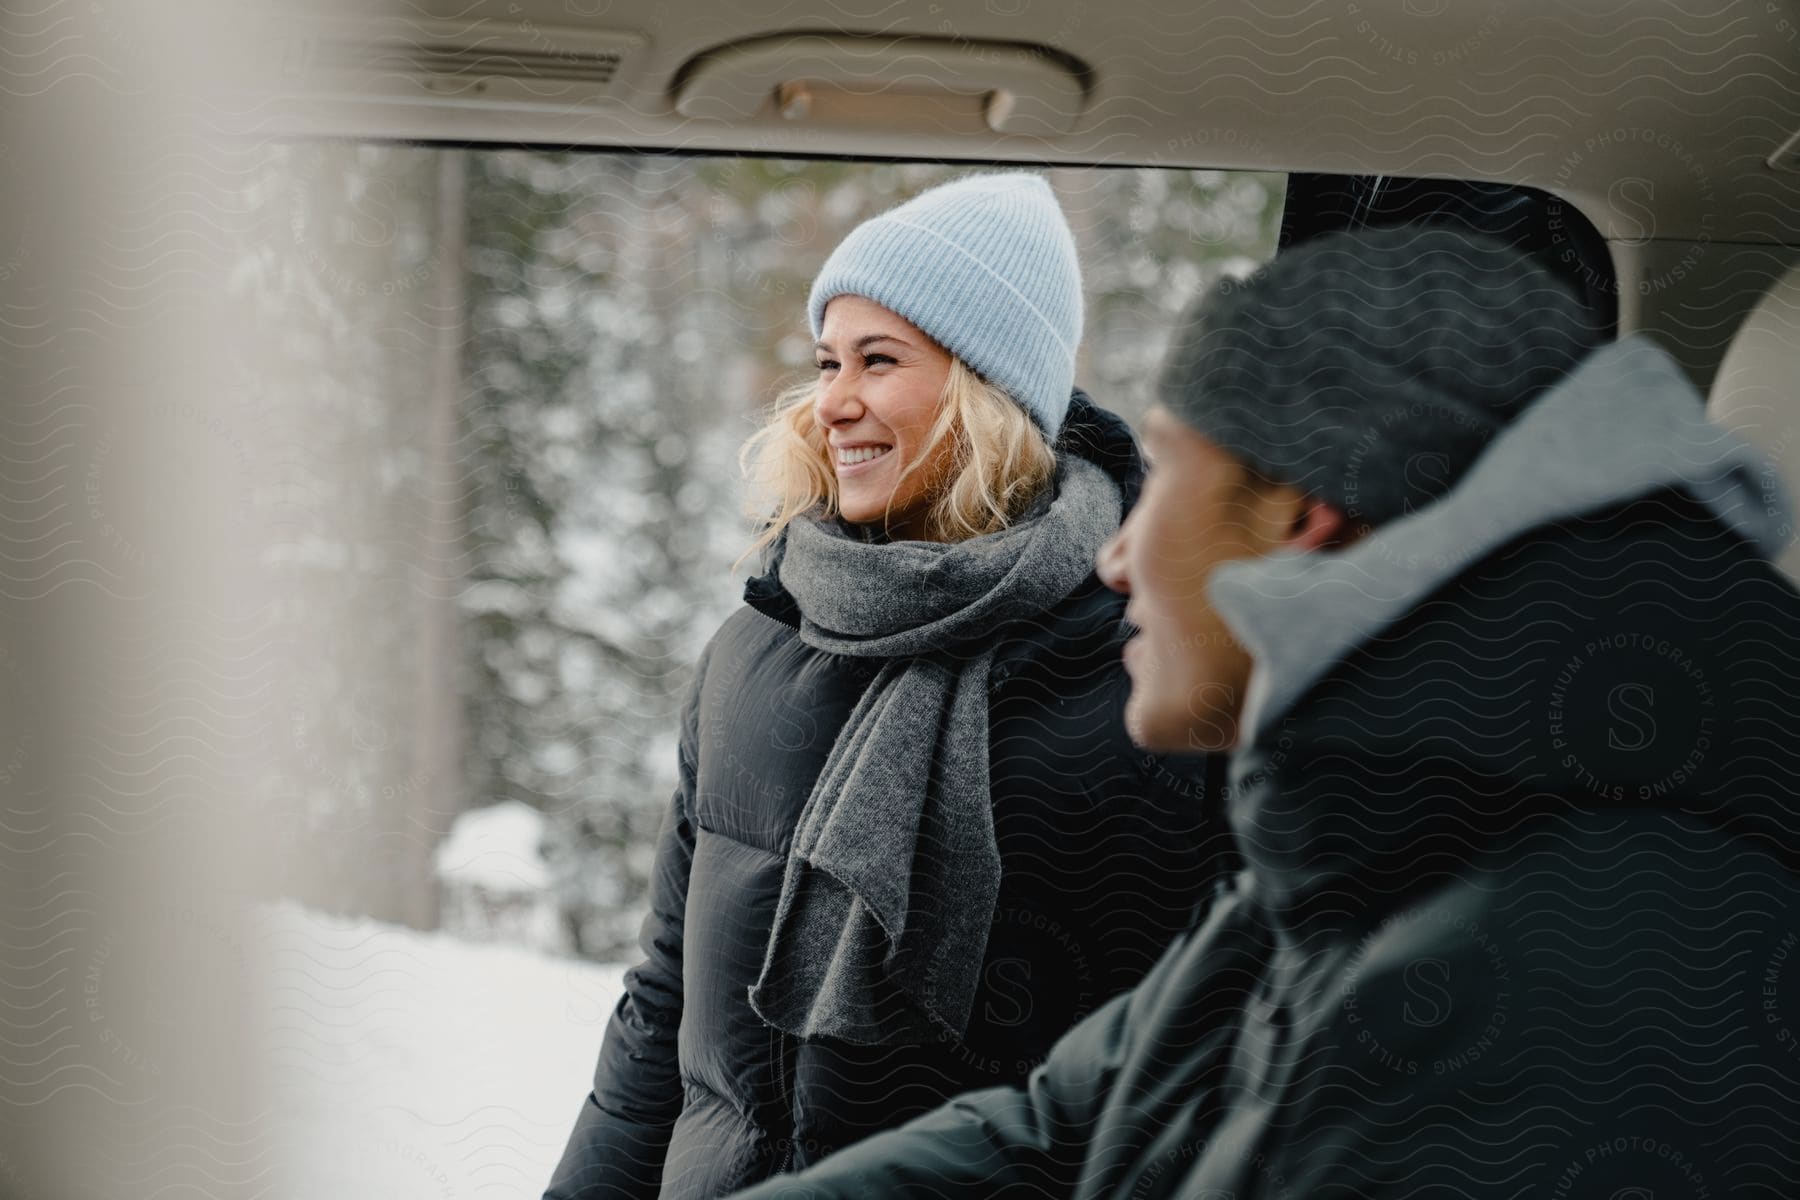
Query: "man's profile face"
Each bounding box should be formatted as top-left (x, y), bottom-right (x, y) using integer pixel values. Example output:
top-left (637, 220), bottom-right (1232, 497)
top-left (1097, 407), bottom-right (1305, 753)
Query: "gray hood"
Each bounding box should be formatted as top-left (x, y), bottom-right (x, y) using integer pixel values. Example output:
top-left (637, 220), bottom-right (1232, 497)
top-left (1210, 334), bottom-right (1793, 749)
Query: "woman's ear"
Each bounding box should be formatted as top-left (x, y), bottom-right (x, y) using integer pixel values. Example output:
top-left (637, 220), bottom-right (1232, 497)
top-left (1286, 498), bottom-right (1350, 553)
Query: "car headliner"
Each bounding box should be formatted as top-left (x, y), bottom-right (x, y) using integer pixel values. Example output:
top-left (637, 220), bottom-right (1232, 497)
top-left (277, 0), bottom-right (1800, 249)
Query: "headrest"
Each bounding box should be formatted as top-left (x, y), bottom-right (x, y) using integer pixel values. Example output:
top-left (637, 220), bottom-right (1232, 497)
top-left (1707, 259), bottom-right (1800, 582)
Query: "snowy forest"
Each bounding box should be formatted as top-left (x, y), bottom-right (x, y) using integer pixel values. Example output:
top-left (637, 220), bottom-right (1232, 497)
top-left (244, 146), bottom-right (1283, 965)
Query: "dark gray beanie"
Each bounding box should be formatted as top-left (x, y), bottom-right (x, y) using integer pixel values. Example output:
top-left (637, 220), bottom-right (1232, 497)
top-left (1159, 225), bottom-right (1603, 529)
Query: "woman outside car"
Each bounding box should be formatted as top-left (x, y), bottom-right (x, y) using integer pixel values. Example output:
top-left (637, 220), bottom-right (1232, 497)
top-left (545, 172), bottom-right (1224, 1199)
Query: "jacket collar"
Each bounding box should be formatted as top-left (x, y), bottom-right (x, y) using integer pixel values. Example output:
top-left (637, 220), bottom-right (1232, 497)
top-left (1209, 335), bottom-right (1790, 751)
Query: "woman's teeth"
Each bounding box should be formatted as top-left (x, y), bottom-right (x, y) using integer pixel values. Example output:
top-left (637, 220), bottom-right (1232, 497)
top-left (838, 445), bottom-right (892, 467)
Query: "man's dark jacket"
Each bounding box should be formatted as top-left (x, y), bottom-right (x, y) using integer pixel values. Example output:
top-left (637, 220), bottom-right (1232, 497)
top-left (731, 338), bottom-right (1800, 1198)
top-left (545, 391), bottom-right (1228, 1199)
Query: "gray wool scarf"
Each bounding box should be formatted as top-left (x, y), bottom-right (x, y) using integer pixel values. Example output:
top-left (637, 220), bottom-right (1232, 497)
top-left (746, 453), bottom-right (1122, 1046)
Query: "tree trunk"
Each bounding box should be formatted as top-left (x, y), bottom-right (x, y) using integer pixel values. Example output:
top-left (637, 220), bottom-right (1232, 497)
top-left (398, 147), bottom-right (471, 930)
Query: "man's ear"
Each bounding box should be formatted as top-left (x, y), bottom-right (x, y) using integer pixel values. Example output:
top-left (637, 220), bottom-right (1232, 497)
top-left (1286, 498), bottom-right (1350, 553)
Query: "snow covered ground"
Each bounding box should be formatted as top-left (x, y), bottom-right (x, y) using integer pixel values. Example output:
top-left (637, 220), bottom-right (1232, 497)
top-left (254, 902), bottom-right (628, 1199)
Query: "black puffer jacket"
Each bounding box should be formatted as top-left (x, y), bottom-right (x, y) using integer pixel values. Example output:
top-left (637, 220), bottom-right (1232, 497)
top-left (729, 338), bottom-right (1800, 1199)
top-left (545, 391), bottom-right (1228, 1200)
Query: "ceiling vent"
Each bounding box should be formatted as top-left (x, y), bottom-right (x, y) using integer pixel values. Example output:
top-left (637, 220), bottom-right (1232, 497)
top-left (289, 16), bottom-right (645, 109)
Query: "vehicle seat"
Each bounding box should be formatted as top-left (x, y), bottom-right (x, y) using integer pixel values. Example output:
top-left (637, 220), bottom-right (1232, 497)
top-left (1707, 259), bottom-right (1800, 584)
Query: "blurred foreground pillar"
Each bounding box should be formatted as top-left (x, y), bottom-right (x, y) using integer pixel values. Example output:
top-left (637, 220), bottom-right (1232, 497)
top-left (0, 1), bottom-right (405, 1194)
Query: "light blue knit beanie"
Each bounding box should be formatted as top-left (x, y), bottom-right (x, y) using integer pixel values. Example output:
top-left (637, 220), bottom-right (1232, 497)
top-left (807, 172), bottom-right (1084, 439)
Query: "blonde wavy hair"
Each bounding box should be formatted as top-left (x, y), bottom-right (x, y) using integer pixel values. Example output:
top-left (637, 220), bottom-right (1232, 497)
top-left (737, 357), bottom-right (1059, 566)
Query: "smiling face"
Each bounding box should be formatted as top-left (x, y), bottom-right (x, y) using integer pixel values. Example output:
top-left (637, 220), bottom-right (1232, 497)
top-left (814, 295), bottom-right (958, 540)
top-left (1097, 406), bottom-right (1343, 753)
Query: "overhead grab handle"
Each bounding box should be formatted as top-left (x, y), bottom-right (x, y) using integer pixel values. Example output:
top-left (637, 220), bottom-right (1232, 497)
top-left (672, 34), bottom-right (1088, 137)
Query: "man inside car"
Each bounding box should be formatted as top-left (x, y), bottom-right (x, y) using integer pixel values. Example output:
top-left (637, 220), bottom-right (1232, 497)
top-left (729, 223), bottom-right (1800, 1199)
